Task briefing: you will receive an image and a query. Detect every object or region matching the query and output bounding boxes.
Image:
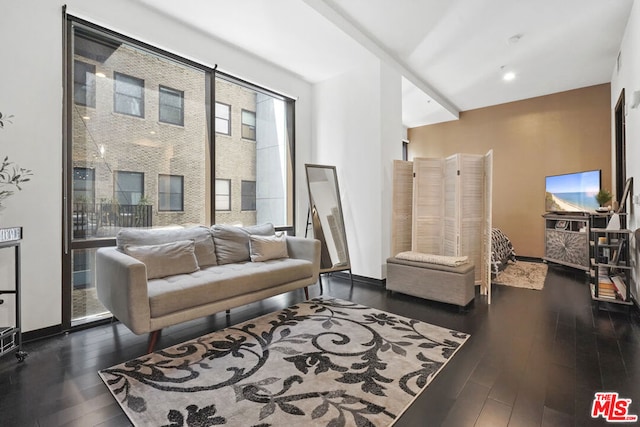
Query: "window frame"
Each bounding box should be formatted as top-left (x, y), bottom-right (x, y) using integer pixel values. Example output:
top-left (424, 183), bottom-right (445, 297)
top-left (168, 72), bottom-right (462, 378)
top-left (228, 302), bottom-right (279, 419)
top-left (113, 71), bottom-right (145, 118)
top-left (159, 85), bottom-right (184, 126)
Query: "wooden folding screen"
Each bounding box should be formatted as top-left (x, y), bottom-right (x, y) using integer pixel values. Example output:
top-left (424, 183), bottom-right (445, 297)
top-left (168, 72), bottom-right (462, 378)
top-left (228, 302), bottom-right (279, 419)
top-left (392, 151), bottom-right (493, 302)
top-left (391, 160), bottom-right (414, 257)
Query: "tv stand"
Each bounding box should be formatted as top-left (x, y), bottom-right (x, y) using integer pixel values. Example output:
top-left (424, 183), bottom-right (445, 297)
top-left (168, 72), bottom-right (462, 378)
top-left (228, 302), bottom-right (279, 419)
top-left (543, 212), bottom-right (590, 270)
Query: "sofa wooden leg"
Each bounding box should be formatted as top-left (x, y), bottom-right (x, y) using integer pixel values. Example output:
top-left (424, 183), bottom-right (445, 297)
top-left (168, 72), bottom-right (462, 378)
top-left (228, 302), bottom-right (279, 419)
top-left (304, 286), bottom-right (309, 300)
top-left (147, 330), bottom-right (161, 354)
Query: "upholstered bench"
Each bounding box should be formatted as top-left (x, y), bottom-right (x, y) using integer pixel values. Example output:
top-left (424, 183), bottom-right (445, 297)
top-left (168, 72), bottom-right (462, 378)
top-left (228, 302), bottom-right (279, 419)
top-left (386, 252), bottom-right (475, 308)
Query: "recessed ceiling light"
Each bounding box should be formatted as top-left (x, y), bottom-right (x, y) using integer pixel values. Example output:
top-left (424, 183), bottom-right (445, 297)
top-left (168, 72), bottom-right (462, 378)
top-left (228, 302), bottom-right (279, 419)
top-left (82, 116), bottom-right (91, 120)
top-left (508, 34), bottom-right (523, 45)
top-left (96, 72), bottom-right (106, 78)
top-left (503, 71), bottom-right (516, 81)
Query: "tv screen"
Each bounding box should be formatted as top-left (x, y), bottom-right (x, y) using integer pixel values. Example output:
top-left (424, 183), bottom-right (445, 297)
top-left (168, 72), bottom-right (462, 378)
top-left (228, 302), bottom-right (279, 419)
top-left (545, 170), bottom-right (601, 212)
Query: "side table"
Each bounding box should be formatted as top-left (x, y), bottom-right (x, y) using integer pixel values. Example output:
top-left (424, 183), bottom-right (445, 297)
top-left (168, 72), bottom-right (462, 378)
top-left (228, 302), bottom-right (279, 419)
top-left (0, 227), bottom-right (27, 362)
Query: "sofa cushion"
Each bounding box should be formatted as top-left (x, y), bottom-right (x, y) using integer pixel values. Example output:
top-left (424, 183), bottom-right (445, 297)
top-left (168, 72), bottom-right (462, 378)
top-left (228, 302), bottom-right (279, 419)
top-left (249, 232), bottom-right (288, 262)
top-left (117, 226), bottom-right (217, 267)
top-left (124, 240), bottom-right (199, 279)
top-left (147, 258), bottom-right (313, 318)
top-left (212, 223), bottom-right (275, 265)
top-left (193, 236), bottom-right (218, 267)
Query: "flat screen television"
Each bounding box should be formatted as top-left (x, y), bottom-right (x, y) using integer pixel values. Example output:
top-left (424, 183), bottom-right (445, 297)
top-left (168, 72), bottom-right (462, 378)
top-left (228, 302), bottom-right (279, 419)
top-left (545, 170), bottom-right (601, 212)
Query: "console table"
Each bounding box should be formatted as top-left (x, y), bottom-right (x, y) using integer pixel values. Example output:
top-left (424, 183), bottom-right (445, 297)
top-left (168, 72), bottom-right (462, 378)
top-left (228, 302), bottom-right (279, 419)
top-left (0, 226), bottom-right (27, 362)
top-left (543, 212), bottom-right (591, 270)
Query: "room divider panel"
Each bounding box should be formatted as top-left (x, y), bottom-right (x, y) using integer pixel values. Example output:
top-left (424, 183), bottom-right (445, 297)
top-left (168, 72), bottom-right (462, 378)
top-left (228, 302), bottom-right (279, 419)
top-left (392, 151), bottom-right (493, 302)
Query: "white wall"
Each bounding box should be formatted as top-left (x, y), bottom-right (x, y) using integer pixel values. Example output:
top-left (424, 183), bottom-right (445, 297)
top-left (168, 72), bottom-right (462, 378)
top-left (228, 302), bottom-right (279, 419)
top-left (312, 59), bottom-right (403, 279)
top-left (379, 63), bottom-right (404, 276)
top-left (0, 0), bottom-right (312, 332)
top-left (611, 0), bottom-right (640, 301)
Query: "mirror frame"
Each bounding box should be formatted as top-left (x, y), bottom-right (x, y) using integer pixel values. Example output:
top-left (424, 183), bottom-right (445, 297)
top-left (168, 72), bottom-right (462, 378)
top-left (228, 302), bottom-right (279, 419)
top-left (304, 163), bottom-right (351, 274)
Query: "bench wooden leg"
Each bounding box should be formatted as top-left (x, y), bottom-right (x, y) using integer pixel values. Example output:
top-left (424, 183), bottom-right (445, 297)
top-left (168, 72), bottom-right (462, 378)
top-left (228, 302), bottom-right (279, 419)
top-left (147, 330), bottom-right (161, 354)
top-left (304, 286), bottom-right (309, 300)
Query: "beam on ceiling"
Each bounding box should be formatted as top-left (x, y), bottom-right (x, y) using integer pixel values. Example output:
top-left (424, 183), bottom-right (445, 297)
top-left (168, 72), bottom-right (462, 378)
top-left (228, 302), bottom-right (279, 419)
top-left (303, 0), bottom-right (459, 119)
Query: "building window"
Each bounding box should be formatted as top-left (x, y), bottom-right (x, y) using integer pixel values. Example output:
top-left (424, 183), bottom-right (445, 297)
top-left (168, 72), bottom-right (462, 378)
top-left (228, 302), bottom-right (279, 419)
top-left (159, 86), bottom-right (184, 126)
top-left (72, 167), bottom-right (95, 239)
top-left (215, 102), bottom-right (231, 135)
top-left (241, 180), bottom-right (256, 211)
top-left (74, 61), bottom-right (96, 108)
top-left (215, 179), bottom-right (231, 211)
top-left (241, 109), bottom-right (256, 140)
top-left (114, 72), bottom-right (144, 117)
top-left (158, 174), bottom-right (184, 211)
top-left (114, 171), bottom-right (144, 205)
top-left (73, 167), bottom-right (95, 204)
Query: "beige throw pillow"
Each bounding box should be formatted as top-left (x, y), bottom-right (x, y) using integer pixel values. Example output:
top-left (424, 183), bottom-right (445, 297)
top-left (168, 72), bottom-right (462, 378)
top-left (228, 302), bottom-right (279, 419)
top-left (117, 226), bottom-right (217, 266)
top-left (249, 233), bottom-right (289, 262)
top-left (124, 240), bottom-right (199, 279)
top-left (212, 223), bottom-right (275, 265)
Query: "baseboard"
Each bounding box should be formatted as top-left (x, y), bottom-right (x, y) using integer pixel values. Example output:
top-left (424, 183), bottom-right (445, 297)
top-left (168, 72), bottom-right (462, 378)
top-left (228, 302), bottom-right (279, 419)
top-left (330, 271), bottom-right (385, 287)
top-left (516, 256), bottom-right (544, 263)
top-left (22, 324), bottom-right (63, 343)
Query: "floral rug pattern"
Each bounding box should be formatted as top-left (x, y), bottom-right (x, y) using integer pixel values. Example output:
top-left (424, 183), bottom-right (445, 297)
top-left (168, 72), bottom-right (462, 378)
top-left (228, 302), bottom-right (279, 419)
top-left (99, 297), bottom-right (469, 426)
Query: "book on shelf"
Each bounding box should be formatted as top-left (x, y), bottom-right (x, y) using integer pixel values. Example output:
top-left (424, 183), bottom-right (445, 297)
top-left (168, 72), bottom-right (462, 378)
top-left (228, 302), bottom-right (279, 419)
top-left (595, 274), bottom-right (629, 301)
top-left (611, 275), bottom-right (628, 300)
top-left (592, 283), bottom-right (617, 300)
top-left (597, 276), bottom-right (619, 300)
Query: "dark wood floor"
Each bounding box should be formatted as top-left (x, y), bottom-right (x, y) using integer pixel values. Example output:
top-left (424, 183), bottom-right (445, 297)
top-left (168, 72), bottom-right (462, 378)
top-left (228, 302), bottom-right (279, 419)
top-left (1, 263), bottom-right (640, 426)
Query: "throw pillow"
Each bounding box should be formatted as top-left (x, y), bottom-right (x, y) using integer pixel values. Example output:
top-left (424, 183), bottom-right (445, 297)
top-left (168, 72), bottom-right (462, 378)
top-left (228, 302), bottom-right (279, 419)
top-left (212, 223), bottom-right (275, 265)
top-left (117, 226), bottom-right (216, 267)
top-left (124, 240), bottom-right (199, 279)
top-left (249, 232), bottom-right (289, 262)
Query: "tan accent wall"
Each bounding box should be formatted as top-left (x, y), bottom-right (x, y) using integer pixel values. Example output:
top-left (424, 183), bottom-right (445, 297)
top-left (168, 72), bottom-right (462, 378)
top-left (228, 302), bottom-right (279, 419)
top-left (407, 84), bottom-right (612, 258)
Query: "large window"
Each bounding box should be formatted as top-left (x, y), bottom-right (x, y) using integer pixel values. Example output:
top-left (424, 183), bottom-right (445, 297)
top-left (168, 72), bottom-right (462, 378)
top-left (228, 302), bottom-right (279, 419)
top-left (74, 60), bottom-right (96, 107)
top-left (159, 174), bottom-right (184, 211)
top-left (67, 21), bottom-right (210, 326)
top-left (214, 76), bottom-right (294, 227)
top-left (159, 85), bottom-right (184, 126)
top-left (66, 18), bottom-right (295, 328)
top-left (114, 72), bottom-right (145, 117)
top-left (215, 102), bottom-right (231, 135)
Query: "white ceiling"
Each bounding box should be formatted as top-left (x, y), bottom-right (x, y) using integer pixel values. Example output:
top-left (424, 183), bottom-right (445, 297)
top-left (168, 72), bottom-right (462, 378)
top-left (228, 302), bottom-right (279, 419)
top-left (136, 0), bottom-right (633, 127)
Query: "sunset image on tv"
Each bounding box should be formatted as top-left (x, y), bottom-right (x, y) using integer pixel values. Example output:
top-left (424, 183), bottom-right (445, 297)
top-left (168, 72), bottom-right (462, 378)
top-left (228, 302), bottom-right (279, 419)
top-left (545, 170), bottom-right (600, 212)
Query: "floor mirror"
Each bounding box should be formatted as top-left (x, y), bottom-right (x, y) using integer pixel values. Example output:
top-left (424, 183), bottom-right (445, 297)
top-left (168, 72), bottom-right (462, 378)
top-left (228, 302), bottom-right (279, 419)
top-left (305, 164), bottom-right (353, 292)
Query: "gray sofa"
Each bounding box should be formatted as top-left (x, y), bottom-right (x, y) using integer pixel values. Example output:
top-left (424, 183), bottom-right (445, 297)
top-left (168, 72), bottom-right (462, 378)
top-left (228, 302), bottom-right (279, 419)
top-left (96, 223), bottom-right (320, 352)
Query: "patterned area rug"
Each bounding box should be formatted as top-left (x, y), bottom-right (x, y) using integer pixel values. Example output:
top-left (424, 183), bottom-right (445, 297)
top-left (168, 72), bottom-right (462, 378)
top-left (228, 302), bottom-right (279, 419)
top-left (100, 298), bottom-right (469, 426)
top-left (493, 261), bottom-right (548, 290)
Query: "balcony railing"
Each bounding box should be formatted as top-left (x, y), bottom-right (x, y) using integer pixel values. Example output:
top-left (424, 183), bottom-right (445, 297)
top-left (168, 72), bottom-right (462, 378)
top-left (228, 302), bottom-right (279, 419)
top-left (73, 202), bottom-right (152, 238)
